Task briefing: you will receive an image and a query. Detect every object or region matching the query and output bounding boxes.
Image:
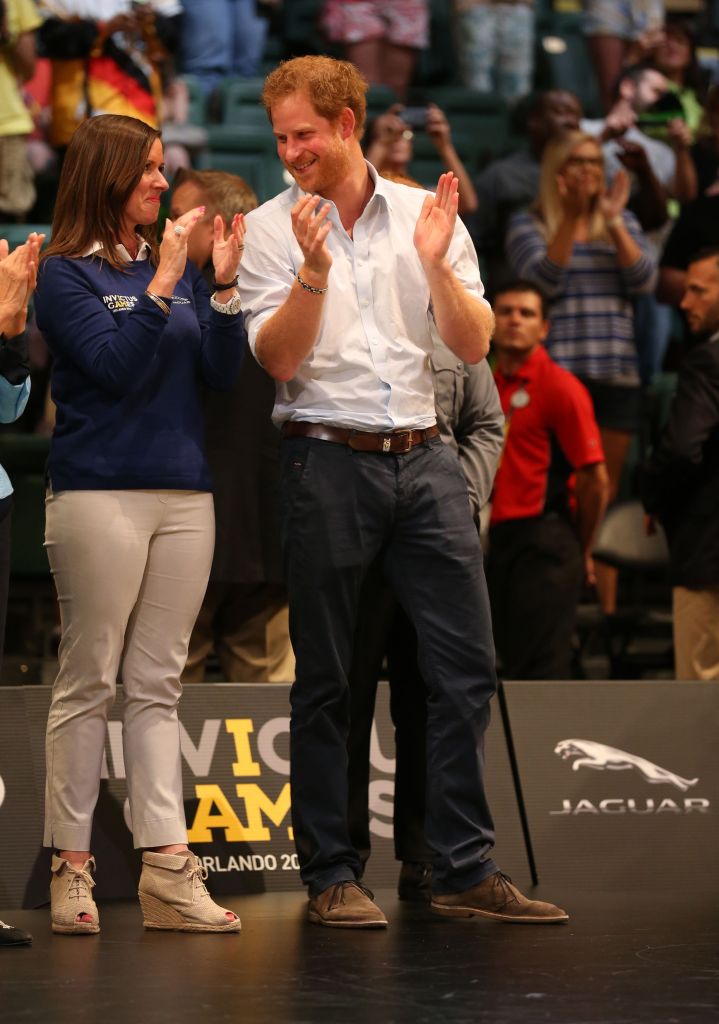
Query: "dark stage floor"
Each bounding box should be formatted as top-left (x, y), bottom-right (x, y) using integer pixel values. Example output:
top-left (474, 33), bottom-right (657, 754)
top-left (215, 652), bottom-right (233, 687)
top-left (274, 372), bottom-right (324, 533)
top-left (2, 888), bottom-right (718, 1024)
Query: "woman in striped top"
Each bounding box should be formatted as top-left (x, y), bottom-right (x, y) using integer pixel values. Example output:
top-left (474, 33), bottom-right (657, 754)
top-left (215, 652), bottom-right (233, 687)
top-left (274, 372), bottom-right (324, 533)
top-left (506, 130), bottom-right (656, 612)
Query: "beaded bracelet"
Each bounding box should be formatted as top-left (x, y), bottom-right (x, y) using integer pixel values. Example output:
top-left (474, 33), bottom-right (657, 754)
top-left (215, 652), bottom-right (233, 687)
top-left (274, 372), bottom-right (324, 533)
top-left (212, 275), bottom-right (239, 291)
top-left (297, 272), bottom-right (328, 295)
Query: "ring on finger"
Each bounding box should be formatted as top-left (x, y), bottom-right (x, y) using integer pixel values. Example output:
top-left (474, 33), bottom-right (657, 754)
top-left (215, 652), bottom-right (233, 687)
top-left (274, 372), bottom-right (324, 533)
top-left (174, 225), bottom-right (185, 237)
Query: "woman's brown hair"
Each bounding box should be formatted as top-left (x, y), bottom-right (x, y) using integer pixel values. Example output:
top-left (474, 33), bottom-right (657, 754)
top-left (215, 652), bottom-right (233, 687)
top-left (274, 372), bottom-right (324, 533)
top-left (43, 115), bottom-right (162, 270)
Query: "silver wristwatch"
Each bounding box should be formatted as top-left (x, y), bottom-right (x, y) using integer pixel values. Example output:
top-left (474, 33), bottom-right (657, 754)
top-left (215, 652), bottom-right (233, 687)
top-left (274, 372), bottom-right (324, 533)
top-left (210, 289), bottom-right (242, 315)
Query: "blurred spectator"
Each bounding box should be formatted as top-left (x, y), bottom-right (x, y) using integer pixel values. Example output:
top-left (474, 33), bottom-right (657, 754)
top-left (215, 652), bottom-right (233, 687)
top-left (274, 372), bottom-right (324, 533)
top-left (474, 88), bottom-right (582, 294)
top-left (583, 65), bottom-right (695, 384)
top-left (583, 66), bottom-right (696, 209)
top-left (0, 233), bottom-right (38, 948)
top-left (643, 248), bottom-right (719, 680)
top-left (644, 18), bottom-right (708, 139)
top-left (506, 130), bottom-right (656, 613)
top-left (320, 0), bottom-right (429, 101)
top-left (487, 281), bottom-right (609, 680)
top-left (583, 0), bottom-right (665, 113)
top-left (0, 230), bottom-right (41, 680)
top-left (690, 85), bottom-right (719, 197)
top-left (0, 0), bottom-right (41, 221)
top-left (179, 0), bottom-right (267, 96)
top-left (657, 89), bottom-right (719, 328)
top-left (37, 0), bottom-right (182, 150)
top-left (363, 104), bottom-right (478, 215)
top-left (453, 0), bottom-right (534, 102)
top-left (172, 169), bottom-right (293, 684)
top-left (657, 192), bottom-right (719, 307)
top-left (20, 54), bottom-right (57, 185)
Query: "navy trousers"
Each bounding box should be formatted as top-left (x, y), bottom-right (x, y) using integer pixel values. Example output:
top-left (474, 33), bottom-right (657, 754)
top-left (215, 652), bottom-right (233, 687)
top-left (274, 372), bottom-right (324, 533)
top-left (279, 434), bottom-right (497, 896)
top-left (346, 560), bottom-right (433, 867)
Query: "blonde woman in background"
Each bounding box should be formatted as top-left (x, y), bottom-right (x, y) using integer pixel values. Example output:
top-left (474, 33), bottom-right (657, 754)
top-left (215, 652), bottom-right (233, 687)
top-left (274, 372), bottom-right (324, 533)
top-left (506, 130), bottom-right (656, 613)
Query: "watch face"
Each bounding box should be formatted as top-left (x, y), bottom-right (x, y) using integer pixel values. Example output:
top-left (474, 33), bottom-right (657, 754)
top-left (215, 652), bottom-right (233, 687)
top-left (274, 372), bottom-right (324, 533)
top-left (213, 292), bottom-right (242, 314)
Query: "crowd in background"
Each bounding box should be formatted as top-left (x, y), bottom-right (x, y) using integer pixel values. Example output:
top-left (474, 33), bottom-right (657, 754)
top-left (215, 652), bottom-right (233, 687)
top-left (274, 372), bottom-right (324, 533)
top-left (3, 0), bottom-right (719, 683)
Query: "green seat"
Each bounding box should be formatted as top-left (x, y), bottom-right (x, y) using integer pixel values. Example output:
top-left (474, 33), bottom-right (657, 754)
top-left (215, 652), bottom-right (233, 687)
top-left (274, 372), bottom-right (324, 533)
top-left (0, 225), bottom-right (52, 249)
top-left (206, 124), bottom-right (276, 151)
top-left (220, 105), bottom-right (272, 130)
top-left (218, 76), bottom-right (267, 121)
top-left (409, 130), bottom-right (481, 183)
top-left (407, 157), bottom-right (447, 190)
top-left (262, 34), bottom-right (283, 69)
top-left (200, 128), bottom-right (287, 201)
top-left (179, 74), bottom-right (209, 127)
top-left (430, 88), bottom-right (508, 114)
top-left (535, 21), bottom-right (602, 117)
top-left (404, 91), bottom-right (512, 166)
top-left (366, 85), bottom-right (398, 116)
top-left (413, 0), bottom-right (456, 87)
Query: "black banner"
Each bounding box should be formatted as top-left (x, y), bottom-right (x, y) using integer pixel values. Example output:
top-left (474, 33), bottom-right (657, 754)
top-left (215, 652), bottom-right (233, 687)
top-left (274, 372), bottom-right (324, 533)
top-left (0, 684), bottom-right (529, 909)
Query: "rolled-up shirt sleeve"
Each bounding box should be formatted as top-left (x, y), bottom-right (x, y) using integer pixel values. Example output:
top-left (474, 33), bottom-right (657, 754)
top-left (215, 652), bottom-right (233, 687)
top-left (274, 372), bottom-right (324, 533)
top-left (237, 199), bottom-right (298, 360)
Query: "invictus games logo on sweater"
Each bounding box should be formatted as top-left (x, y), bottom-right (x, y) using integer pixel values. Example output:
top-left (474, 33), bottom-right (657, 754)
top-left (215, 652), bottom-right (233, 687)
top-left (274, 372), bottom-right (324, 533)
top-left (550, 738), bottom-right (710, 816)
top-left (102, 294), bottom-right (138, 312)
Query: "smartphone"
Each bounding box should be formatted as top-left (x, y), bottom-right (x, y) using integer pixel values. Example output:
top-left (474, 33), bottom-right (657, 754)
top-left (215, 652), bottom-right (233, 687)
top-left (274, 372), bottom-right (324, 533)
top-left (635, 91), bottom-right (685, 139)
top-left (400, 106), bottom-right (429, 131)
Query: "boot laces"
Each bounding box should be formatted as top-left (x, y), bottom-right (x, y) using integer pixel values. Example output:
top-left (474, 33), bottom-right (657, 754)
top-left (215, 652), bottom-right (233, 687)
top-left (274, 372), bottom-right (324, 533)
top-left (186, 860), bottom-right (210, 902)
top-left (492, 872), bottom-right (519, 910)
top-left (67, 865), bottom-right (95, 902)
top-left (326, 881), bottom-right (375, 912)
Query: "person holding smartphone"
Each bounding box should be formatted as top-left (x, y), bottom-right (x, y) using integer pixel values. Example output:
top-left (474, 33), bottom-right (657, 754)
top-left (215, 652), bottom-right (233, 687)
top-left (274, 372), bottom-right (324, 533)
top-left (364, 103), bottom-right (478, 216)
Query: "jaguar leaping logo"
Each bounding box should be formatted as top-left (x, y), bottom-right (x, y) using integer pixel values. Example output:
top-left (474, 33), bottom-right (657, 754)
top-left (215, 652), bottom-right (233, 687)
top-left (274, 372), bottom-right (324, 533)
top-left (554, 739), bottom-right (699, 792)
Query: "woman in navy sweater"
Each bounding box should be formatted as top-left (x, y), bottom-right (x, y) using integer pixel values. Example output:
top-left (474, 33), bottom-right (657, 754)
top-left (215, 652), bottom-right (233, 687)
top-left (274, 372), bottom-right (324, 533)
top-left (35, 114), bottom-right (245, 935)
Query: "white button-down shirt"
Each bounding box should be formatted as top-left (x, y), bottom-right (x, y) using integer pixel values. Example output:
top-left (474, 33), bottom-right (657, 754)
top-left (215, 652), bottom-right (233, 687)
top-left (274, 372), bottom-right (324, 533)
top-left (238, 163), bottom-right (490, 430)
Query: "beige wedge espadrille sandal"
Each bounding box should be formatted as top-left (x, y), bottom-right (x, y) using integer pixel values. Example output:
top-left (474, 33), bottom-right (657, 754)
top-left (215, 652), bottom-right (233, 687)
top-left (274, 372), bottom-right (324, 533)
top-left (50, 855), bottom-right (100, 935)
top-left (138, 851), bottom-right (241, 933)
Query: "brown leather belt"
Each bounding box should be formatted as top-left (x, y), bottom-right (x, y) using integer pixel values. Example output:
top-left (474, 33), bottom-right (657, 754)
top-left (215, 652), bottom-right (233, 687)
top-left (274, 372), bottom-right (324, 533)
top-left (282, 421), bottom-right (440, 454)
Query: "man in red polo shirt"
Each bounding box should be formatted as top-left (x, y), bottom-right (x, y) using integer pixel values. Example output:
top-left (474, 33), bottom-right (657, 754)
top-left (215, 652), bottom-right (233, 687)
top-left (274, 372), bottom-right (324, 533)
top-left (487, 281), bottom-right (610, 679)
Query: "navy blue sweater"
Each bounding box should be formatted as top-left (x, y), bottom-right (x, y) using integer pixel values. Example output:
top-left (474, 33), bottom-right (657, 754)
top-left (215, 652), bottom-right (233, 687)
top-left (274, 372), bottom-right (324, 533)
top-left (35, 255), bottom-right (246, 491)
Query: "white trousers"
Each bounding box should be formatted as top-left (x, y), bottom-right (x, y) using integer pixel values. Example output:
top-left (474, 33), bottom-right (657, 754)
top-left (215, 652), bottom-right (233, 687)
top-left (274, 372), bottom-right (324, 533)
top-left (673, 585), bottom-right (719, 681)
top-left (183, 582), bottom-right (295, 683)
top-left (44, 490), bottom-right (215, 850)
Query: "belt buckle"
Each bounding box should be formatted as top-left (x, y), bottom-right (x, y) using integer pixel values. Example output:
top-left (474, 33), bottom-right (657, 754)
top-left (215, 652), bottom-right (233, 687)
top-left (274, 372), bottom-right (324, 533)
top-left (392, 430), bottom-right (413, 454)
